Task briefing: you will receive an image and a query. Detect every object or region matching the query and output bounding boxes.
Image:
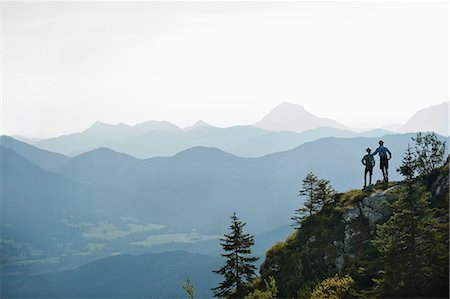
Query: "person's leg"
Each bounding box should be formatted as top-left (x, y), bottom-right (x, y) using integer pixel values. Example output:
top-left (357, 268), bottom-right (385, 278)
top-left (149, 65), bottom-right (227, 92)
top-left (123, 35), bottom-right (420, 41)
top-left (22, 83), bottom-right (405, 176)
top-left (364, 170), bottom-right (367, 188)
top-left (381, 168), bottom-right (386, 181)
top-left (385, 168), bottom-right (389, 182)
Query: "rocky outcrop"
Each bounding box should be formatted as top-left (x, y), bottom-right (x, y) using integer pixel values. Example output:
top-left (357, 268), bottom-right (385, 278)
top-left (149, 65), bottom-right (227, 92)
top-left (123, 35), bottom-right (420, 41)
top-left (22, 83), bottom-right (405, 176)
top-left (340, 186), bottom-right (396, 257)
top-left (259, 164), bottom-right (449, 298)
top-left (343, 187), bottom-right (394, 228)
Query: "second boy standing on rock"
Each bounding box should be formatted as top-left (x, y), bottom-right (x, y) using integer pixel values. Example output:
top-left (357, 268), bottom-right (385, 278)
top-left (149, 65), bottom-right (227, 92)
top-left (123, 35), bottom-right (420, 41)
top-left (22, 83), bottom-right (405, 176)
top-left (362, 148), bottom-right (375, 189)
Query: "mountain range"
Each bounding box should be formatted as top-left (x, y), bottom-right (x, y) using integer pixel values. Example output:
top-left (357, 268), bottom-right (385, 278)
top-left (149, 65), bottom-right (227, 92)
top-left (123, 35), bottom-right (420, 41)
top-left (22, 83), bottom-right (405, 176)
top-left (1, 101), bottom-right (448, 297)
top-left (3, 133), bottom-right (447, 276)
top-left (31, 102), bottom-right (448, 159)
top-left (33, 123), bottom-right (392, 159)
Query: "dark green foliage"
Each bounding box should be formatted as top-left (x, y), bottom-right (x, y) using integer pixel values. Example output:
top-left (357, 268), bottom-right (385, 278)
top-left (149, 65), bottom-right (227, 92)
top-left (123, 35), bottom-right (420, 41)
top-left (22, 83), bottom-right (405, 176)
top-left (372, 146), bottom-right (449, 298)
top-left (212, 212), bottom-right (259, 298)
top-left (316, 179), bottom-right (337, 206)
top-left (292, 172), bottom-right (336, 227)
top-left (293, 172), bottom-right (320, 223)
top-left (256, 155), bottom-right (448, 298)
top-left (412, 132), bottom-right (446, 176)
top-left (310, 274), bottom-right (354, 299)
top-left (397, 143), bottom-right (416, 181)
top-left (244, 276), bottom-right (278, 299)
top-left (183, 277), bottom-right (195, 299)
top-left (261, 204), bottom-right (346, 298)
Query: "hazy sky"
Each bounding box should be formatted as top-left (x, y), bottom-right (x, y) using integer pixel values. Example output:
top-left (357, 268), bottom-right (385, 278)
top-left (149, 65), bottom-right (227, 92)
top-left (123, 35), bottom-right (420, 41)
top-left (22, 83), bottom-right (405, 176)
top-left (2, 1), bottom-right (448, 138)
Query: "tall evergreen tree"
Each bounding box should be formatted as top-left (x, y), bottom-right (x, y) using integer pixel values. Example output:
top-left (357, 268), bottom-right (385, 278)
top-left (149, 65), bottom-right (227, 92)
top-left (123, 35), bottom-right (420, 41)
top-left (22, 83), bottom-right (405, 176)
top-left (412, 132), bottom-right (446, 176)
top-left (315, 178), bottom-right (336, 207)
top-left (292, 172), bottom-right (319, 226)
top-left (182, 277), bottom-right (195, 299)
top-left (372, 145), bottom-right (448, 297)
top-left (212, 212), bottom-right (259, 298)
top-left (292, 173), bottom-right (335, 227)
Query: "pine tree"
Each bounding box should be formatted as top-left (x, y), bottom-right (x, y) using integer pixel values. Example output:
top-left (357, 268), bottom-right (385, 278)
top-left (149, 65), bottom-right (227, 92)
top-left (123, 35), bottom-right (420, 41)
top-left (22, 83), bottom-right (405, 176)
top-left (315, 178), bottom-right (336, 207)
top-left (372, 145), bottom-right (448, 297)
top-left (292, 173), bottom-right (335, 227)
top-left (212, 212), bottom-right (259, 298)
top-left (291, 172), bottom-right (319, 226)
top-left (412, 132), bottom-right (446, 176)
top-left (182, 277), bottom-right (195, 299)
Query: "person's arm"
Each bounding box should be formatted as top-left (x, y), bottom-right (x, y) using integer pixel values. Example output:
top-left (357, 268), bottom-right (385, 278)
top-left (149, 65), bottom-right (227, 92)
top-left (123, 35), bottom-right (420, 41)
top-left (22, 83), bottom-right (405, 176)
top-left (387, 148), bottom-right (392, 159)
top-left (362, 156), bottom-right (366, 165)
top-left (371, 147), bottom-right (379, 156)
top-left (371, 156), bottom-right (375, 167)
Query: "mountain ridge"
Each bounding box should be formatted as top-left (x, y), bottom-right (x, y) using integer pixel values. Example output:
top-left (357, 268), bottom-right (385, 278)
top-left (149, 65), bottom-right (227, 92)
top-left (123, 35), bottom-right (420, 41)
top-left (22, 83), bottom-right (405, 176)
top-left (399, 101), bottom-right (449, 136)
top-left (255, 102), bottom-right (350, 132)
top-left (0, 135), bottom-right (69, 172)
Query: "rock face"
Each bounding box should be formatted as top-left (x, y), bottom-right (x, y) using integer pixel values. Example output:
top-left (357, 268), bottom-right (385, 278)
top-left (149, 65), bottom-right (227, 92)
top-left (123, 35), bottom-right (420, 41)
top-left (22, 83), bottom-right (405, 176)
top-left (340, 187), bottom-right (395, 260)
top-left (343, 187), bottom-right (395, 228)
top-left (259, 186), bottom-right (394, 297)
top-left (429, 164), bottom-right (449, 197)
top-left (260, 186), bottom-right (402, 295)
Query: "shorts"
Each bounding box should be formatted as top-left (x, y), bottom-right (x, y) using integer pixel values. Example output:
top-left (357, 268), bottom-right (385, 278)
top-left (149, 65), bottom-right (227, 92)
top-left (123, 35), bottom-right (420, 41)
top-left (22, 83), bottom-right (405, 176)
top-left (365, 166), bottom-right (373, 175)
top-left (380, 156), bottom-right (389, 169)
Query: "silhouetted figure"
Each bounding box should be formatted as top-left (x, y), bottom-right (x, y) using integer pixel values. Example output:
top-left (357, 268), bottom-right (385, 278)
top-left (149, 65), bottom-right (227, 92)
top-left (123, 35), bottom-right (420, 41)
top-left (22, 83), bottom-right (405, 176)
top-left (371, 140), bottom-right (392, 182)
top-left (362, 148), bottom-right (375, 188)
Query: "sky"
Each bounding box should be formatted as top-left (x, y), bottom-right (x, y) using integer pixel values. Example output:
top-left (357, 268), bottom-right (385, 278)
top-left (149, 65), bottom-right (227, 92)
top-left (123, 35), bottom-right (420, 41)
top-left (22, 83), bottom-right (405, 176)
top-left (1, 1), bottom-right (448, 138)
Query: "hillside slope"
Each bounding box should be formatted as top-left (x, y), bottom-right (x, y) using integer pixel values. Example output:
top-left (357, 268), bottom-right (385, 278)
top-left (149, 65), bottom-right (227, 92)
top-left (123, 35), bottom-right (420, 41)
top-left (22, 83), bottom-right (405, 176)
top-left (2, 251), bottom-right (221, 298)
top-left (3, 134), bottom-right (447, 276)
top-left (0, 136), bottom-right (69, 171)
top-left (255, 162), bottom-right (449, 298)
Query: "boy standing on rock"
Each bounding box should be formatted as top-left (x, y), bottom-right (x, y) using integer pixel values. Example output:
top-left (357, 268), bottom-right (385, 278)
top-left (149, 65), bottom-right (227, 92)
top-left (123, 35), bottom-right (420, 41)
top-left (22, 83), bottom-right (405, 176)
top-left (362, 148), bottom-right (375, 189)
top-left (371, 140), bottom-right (392, 182)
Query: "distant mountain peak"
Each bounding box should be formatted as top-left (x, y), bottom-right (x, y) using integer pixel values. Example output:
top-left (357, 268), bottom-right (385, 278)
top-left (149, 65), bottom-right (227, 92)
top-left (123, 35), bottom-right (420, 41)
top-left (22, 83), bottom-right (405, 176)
top-left (273, 101), bottom-right (306, 111)
top-left (399, 101), bottom-right (449, 136)
top-left (86, 121), bottom-right (131, 132)
top-left (89, 121), bottom-right (111, 129)
top-left (174, 146), bottom-right (237, 160)
top-left (62, 147), bottom-right (139, 174)
top-left (184, 120), bottom-right (213, 130)
top-left (134, 120), bottom-right (181, 131)
top-left (71, 146), bottom-right (138, 162)
top-left (255, 102), bottom-right (349, 133)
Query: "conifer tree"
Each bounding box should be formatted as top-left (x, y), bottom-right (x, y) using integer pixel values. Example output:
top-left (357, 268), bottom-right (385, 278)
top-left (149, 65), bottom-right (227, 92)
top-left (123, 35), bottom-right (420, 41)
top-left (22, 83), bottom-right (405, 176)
top-left (315, 178), bottom-right (336, 206)
top-left (182, 277), bottom-right (195, 299)
top-left (292, 172), bottom-right (319, 226)
top-left (412, 132), bottom-right (446, 176)
top-left (292, 173), bottom-right (335, 227)
top-left (212, 212), bottom-right (259, 298)
top-left (372, 145), bottom-right (448, 297)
